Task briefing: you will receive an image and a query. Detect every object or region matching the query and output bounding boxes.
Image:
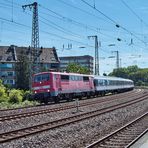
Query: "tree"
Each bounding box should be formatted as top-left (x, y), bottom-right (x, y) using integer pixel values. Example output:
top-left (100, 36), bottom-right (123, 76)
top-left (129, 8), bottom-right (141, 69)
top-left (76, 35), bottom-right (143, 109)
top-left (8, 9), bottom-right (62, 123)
top-left (127, 65), bottom-right (139, 73)
top-left (66, 63), bottom-right (89, 74)
top-left (109, 65), bottom-right (148, 86)
top-left (109, 67), bottom-right (129, 78)
top-left (15, 50), bottom-right (30, 90)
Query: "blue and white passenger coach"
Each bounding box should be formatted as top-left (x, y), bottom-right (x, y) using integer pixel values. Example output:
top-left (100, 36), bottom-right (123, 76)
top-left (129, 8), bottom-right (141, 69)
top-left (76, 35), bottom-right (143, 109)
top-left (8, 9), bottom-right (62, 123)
top-left (94, 76), bottom-right (134, 96)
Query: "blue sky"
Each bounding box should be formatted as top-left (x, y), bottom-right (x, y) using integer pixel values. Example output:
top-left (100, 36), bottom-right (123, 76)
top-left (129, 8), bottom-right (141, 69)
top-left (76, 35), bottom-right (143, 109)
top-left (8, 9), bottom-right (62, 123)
top-left (0, 0), bottom-right (148, 75)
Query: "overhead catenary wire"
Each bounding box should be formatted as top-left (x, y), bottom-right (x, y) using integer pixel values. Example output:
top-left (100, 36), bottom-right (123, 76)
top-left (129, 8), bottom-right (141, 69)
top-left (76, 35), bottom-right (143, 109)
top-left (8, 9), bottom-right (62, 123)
top-left (56, 0), bottom-right (109, 23)
top-left (0, 16), bottom-right (95, 49)
top-left (39, 15), bottom-right (85, 39)
top-left (80, 0), bottom-right (146, 45)
top-left (0, 0), bottom-right (147, 53)
top-left (39, 5), bottom-right (117, 40)
top-left (1, 0), bottom-right (145, 45)
top-left (0, 0), bottom-right (99, 47)
top-left (121, 0), bottom-right (148, 28)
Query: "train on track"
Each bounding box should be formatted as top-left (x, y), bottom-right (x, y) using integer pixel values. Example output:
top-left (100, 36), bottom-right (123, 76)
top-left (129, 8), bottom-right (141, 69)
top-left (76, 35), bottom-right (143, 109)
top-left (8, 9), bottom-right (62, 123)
top-left (32, 72), bottom-right (134, 103)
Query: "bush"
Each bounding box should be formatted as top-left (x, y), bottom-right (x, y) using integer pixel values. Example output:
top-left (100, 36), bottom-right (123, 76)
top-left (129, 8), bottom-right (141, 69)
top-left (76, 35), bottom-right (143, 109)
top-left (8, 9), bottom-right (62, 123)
top-left (0, 87), bottom-right (8, 102)
top-left (21, 100), bottom-right (39, 107)
top-left (8, 89), bottom-right (23, 103)
top-left (22, 90), bottom-right (33, 101)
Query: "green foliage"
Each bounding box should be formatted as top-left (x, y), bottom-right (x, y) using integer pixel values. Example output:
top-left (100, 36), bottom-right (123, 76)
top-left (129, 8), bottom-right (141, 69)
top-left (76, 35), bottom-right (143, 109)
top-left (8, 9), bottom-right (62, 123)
top-left (66, 63), bottom-right (89, 74)
top-left (109, 67), bottom-right (129, 78)
top-left (0, 87), bottom-right (8, 102)
top-left (109, 65), bottom-right (148, 86)
top-left (21, 100), bottom-right (39, 107)
top-left (8, 89), bottom-right (23, 103)
top-left (0, 80), bottom-right (37, 109)
top-left (22, 90), bottom-right (32, 101)
top-left (0, 100), bottom-right (39, 109)
top-left (0, 80), bottom-right (8, 102)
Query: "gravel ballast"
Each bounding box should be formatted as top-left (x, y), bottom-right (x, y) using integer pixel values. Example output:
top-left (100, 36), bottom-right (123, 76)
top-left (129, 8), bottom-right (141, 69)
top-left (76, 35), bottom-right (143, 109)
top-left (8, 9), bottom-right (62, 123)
top-left (0, 98), bottom-right (148, 148)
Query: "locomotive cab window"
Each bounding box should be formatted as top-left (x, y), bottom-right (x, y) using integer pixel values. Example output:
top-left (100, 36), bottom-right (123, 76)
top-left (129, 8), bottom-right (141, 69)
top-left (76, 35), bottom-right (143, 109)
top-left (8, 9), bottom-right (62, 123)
top-left (34, 74), bottom-right (50, 82)
top-left (42, 74), bottom-right (50, 81)
top-left (34, 75), bottom-right (41, 82)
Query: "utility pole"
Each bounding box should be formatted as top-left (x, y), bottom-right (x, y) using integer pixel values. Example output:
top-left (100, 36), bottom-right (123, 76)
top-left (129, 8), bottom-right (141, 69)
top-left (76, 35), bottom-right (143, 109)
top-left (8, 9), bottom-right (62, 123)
top-left (88, 35), bottom-right (99, 75)
top-left (112, 51), bottom-right (119, 69)
top-left (22, 2), bottom-right (40, 89)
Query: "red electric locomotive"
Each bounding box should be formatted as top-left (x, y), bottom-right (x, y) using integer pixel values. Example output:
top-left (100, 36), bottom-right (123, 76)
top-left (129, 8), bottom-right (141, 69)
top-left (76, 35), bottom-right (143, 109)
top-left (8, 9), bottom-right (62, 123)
top-left (32, 72), bottom-right (94, 103)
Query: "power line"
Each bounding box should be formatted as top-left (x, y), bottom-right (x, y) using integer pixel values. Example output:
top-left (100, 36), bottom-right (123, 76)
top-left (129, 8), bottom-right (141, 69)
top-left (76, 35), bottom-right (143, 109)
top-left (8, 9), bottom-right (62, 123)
top-left (2, 0), bottom-right (144, 46)
top-left (0, 1), bottom-right (95, 46)
top-left (40, 5), bottom-right (117, 40)
top-left (80, 0), bottom-right (146, 45)
top-left (56, 0), bottom-right (107, 22)
top-left (0, 16), bottom-right (95, 49)
top-left (40, 5), bottom-right (101, 33)
top-left (0, 17), bottom-right (31, 29)
top-left (121, 0), bottom-right (148, 28)
top-left (80, 0), bottom-right (116, 25)
top-left (40, 5), bottom-right (148, 39)
top-left (39, 15), bottom-right (84, 39)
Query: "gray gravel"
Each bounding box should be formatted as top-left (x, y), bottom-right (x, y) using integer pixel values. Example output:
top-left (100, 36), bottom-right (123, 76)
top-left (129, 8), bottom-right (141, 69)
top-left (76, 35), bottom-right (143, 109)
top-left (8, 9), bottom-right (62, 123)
top-left (0, 97), bottom-right (148, 148)
top-left (0, 90), bottom-right (143, 134)
top-left (0, 89), bottom-right (138, 117)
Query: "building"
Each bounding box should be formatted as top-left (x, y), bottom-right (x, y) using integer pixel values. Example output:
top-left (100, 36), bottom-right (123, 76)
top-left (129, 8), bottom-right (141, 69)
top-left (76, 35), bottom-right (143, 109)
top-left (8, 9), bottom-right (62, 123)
top-left (59, 55), bottom-right (94, 74)
top-left (0, 45), bottom-right (60, 87)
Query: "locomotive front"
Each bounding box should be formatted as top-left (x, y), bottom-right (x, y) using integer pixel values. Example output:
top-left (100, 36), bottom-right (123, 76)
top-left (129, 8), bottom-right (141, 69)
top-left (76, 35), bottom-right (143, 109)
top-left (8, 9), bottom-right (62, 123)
top-left (32, 72), bottom-right (51, 103)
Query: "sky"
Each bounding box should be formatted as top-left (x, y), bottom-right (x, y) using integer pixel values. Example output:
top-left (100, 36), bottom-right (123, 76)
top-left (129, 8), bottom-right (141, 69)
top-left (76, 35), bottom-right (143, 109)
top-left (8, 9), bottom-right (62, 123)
top-left (0, 0), bottom-right (148, 75)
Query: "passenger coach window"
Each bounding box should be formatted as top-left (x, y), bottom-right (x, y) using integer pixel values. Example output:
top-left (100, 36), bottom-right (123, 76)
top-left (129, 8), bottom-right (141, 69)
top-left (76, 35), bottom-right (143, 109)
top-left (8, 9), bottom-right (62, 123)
top-left (61, 75), bottom-right (69, 81)
top-left (83, 76), bottom-right (89, 81)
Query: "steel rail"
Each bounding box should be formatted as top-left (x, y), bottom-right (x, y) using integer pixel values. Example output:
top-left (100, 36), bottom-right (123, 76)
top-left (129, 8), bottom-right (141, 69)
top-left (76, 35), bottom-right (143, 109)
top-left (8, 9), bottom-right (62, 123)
top-left (0, 89), bottom-right (138, 112)
top-left (0, 90), bottom-right (144, 122)
top-left (86, 112), bottom-right (148, 148)
top-left (0, 93), bottom-right (147, 143)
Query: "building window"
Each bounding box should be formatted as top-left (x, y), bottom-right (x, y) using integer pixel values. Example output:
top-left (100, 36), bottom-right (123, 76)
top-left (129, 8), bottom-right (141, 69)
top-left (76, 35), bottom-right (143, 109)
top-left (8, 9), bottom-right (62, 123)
top-left (0, 64), bottom-right (13, 69)
top-left (51, 63), bottom-right (59, 68)
top-left (4, 79), bottom-right (15, 85)
top-left (7, 72), bottom-right (14, 76)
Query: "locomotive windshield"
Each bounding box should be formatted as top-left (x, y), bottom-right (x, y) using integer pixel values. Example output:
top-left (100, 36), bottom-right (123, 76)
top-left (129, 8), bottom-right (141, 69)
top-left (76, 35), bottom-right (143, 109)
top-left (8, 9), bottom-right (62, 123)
top-left (34, 74), bottom-right (50, 82)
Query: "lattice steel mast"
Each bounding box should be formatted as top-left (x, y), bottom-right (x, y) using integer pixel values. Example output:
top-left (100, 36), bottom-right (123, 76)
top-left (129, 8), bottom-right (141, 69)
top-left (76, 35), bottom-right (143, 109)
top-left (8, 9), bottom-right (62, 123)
top-left (22, 2), bottom-right (40, 74)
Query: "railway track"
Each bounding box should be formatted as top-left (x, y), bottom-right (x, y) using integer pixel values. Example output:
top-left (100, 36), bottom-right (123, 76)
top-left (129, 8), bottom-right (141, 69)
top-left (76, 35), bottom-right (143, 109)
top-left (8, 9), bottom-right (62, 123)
top-left (0, 91), bottom-right (147, 144)
top-left (0, 89), bottom-right (145, 122)
top-left (86, 112), bottom-right (148, 148)
top-left (0, 89), bottom-right (138, 112)
top-left (0, 89), bottom-right (141, 113)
